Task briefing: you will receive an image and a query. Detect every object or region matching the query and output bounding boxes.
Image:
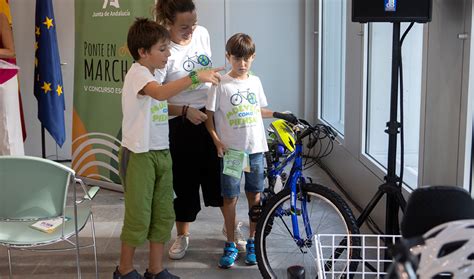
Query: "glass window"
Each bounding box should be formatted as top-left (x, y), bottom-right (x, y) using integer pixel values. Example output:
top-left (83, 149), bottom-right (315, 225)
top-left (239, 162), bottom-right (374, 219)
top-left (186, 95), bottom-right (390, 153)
top-left (365, 23), bottom-right (423, 187)
top-left (320, 0), bottom-right (346, 134)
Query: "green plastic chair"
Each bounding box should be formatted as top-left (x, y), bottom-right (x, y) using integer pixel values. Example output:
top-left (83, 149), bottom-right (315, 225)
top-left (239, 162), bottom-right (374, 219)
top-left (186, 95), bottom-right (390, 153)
top-left (0, 156), bottom-right (99, 278)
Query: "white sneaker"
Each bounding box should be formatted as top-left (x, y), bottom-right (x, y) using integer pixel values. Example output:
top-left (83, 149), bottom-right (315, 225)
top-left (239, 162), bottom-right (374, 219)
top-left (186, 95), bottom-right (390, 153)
top-left (222, 221), bottom-right (247, 251)
top-left (169, 233), bottom-right (189, 260)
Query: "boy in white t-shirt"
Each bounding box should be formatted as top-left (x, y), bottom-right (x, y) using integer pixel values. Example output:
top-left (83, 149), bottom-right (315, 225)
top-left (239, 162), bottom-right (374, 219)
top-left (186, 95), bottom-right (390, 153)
top-left (205, 33), bottom-right (296, 269)
top-left (115, 18), bottom-right (222, 279)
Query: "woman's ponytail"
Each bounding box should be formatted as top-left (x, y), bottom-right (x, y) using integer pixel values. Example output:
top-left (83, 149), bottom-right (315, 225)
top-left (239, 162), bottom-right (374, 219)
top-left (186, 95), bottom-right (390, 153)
top-left (154, 0), bottom-right (195, 26)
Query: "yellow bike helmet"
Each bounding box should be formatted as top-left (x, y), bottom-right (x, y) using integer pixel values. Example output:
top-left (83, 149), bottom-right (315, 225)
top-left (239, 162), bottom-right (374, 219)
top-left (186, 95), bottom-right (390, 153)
top-left (268, 119), bottom-right (296, 152)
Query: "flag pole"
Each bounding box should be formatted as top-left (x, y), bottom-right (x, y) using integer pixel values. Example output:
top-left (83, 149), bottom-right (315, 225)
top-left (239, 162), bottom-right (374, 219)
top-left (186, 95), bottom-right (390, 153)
top-left (41, 125), bottom-right (46, 158)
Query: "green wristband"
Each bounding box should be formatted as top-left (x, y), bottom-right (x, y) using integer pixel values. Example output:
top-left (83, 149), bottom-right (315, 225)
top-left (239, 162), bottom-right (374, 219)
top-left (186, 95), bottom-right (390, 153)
top-left (189, 70), bottom-right (200, 85)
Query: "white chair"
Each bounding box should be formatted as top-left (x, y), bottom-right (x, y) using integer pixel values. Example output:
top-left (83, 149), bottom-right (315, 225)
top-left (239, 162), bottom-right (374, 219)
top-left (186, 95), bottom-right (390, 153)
top-left (0, 156), bottom-right (99, 278)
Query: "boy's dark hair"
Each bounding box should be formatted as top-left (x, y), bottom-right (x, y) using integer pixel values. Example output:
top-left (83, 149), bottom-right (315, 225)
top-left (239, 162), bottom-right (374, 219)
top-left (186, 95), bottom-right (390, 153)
top-left (127, 18), bottom-right (170, 61)
top-left (225, 33), bottom-right (255, 59)
top-left (155, 0), bottom-right (195, 26)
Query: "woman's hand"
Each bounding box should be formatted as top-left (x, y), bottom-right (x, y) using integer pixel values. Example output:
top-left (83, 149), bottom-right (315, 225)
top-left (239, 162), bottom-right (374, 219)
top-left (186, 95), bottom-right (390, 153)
top-left (213, 138), bottom-right (227, 157)
top-left (197, 66), bottom-right (225, 85)
top-left (186, 106), bottom-right (208, 125)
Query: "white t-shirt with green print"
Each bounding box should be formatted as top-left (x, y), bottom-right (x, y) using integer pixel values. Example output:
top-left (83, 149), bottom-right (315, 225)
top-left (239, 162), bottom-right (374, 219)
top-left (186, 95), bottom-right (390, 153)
top-left (206, 74), bottom-right (269, 154)
top-left (155, 25), bottom-right (212, 112)
top-left (122, 63), bottom-right (169, 153)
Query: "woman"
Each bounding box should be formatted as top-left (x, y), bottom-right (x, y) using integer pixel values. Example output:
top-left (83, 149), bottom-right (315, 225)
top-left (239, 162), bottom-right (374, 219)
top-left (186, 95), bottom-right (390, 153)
top-left (154, 0), bottom-right (242, 261)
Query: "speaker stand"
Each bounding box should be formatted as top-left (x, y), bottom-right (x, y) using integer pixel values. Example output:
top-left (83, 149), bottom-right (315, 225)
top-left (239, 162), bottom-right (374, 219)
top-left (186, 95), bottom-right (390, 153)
top-left (356, 22), bottom-right (406, 235)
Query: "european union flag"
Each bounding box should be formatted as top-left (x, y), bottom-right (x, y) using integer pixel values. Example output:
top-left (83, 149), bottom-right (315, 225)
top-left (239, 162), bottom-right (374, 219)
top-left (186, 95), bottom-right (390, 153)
top-left (34, 0), bottom-right (65, 147)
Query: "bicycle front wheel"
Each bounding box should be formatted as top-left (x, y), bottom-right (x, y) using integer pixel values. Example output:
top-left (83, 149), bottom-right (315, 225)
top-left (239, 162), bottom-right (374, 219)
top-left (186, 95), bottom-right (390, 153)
top-left (255, 183), bottom-right (359, 279)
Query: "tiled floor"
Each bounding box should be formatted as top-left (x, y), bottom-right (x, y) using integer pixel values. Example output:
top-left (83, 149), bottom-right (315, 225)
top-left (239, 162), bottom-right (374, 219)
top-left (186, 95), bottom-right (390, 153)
top-left (0, 165), bottom-right (362, 279)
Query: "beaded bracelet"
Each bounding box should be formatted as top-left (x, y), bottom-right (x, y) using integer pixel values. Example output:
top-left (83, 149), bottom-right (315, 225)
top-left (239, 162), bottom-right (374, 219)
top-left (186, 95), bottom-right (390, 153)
top-left (182, 105), bottom-right (189, 122)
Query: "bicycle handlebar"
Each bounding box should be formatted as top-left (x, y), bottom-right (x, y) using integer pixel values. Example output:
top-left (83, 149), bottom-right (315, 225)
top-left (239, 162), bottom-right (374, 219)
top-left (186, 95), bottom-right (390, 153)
top-left (273, 112), bottom-right (298, 125)
top-left (271, 113), bottom-right (337, 152)
top-left (307, 125), bottom-right (336, 148)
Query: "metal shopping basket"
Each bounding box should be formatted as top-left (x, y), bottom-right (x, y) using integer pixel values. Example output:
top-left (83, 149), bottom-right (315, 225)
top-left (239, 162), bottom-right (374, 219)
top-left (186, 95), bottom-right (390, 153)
top-left (315, 234), bottom-right (401, 279)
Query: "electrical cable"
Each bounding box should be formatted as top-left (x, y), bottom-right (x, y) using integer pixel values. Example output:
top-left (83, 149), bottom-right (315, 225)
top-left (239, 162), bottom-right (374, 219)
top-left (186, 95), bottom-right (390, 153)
top-left (398, 22), bottom-right (415, 187)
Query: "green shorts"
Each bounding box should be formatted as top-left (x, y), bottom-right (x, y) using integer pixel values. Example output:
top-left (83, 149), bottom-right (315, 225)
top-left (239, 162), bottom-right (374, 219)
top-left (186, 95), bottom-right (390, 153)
top-left (119, 147), bottom-right (175, 246)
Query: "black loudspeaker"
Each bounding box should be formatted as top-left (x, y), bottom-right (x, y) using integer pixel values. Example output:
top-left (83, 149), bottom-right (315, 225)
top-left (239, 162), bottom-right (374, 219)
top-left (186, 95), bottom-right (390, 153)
top-left (352, 0), bottom-right (432, 23)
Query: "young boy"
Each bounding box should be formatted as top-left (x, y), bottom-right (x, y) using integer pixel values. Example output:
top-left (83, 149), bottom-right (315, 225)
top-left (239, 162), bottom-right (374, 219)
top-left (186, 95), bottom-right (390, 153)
top-left (205, 33), bottom-right (296, 268)
top-left (115, 18), bottom-right (222, 279)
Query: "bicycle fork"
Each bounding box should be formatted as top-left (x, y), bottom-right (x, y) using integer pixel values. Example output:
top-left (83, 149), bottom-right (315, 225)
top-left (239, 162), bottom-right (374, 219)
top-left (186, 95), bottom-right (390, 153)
top-left (290, 145), bottom-right (313, 249)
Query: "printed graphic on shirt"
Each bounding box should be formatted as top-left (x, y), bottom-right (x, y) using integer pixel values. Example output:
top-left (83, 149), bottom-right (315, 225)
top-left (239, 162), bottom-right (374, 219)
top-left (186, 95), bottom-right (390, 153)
top-left (182, 52), bottom-right (212, 72)
top-left (151, 101), bottom-right (168, 125)
top-left (226, 88), bottom-right (260, 129)
top-left (182, 52), bottom-right (212, 91)
top-left (230, 88), bottom-right (257, 106)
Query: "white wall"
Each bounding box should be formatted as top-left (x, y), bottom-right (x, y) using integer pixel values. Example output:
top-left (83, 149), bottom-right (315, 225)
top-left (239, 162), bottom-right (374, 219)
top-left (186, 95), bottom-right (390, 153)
top-left (421, 0), bottom-right (469, 186)
top-left (10, 0), bottom-right (309, 159)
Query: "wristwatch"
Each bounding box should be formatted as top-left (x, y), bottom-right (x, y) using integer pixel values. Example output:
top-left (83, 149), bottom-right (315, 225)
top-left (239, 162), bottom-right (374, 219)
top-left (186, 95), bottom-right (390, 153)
top-left (189, 70), bottom-right (200, 86)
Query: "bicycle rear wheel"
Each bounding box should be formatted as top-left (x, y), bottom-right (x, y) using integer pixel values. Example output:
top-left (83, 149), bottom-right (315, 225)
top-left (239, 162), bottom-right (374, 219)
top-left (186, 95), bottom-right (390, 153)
top-left (255, 183), bottom-right (359, 279)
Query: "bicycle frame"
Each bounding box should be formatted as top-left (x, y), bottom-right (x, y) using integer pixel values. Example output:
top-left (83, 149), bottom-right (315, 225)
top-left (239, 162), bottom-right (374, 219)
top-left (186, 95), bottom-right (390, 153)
top-left (265, 129), bottom-right (313, 247)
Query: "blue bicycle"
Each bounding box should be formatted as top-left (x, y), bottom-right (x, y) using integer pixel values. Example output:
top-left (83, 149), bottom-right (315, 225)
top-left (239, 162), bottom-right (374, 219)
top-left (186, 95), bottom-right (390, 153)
top-left (255, 115), bottom-right (360, 278)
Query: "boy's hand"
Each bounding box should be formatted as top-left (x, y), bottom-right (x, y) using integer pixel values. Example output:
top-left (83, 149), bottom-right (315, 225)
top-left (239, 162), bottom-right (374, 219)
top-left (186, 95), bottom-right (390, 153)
top-left (273, 111), bottom-right (298, 124)
top-left (197, 66), bottom-right (225, 85)
top-left (213, 139), bottom-right (227, 157)
top-left (186, 107), bottom-right (208, 125)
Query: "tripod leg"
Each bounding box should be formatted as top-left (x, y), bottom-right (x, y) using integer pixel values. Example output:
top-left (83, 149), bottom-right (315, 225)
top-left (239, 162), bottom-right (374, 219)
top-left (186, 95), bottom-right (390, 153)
top-left (386, 193), bottom-right (400, 235)
top-left (356, 189), bottom-right (385, 228)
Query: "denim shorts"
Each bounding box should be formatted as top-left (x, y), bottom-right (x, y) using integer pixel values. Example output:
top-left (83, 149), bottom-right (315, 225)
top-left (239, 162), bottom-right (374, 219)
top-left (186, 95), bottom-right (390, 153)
top-left (221, 152), bottom-right (265, 198)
